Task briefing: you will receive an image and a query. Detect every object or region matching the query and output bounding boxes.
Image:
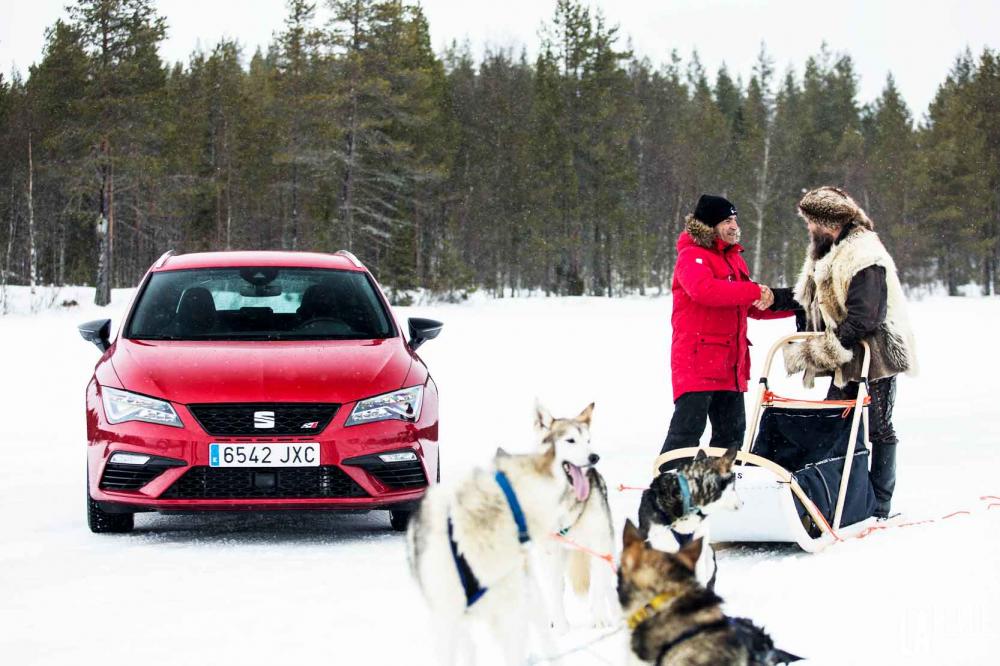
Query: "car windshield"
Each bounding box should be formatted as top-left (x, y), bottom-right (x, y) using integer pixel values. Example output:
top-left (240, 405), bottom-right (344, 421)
top-left (126, 267), bottom-right (396, 341)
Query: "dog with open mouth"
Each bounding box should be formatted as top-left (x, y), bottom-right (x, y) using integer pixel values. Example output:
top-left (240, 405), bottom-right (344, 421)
top-left (405, 402), bottom-right (601, 665)
top-left (619, 520), bottom-right (802, 665)
top-left (532, 402), bottom-right (619, 632)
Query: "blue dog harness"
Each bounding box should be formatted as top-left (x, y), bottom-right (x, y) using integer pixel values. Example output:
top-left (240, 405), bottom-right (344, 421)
top-left (448, 470), bottom-right (531, 607)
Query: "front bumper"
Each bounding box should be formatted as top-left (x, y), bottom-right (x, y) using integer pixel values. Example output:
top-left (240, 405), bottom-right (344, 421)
top-left (86, 383), bottom-right (439, 512)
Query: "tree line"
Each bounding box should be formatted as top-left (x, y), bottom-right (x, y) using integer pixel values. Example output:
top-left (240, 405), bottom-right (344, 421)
top-left (1, 0), bottom-right (998, 310)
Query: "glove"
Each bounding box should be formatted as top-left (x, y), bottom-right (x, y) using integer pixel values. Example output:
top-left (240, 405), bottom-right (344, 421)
top-left (783, 331), bottom-right (853, 375)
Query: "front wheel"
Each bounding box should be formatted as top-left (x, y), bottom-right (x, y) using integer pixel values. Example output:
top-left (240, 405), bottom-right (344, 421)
top-left (87, 474), bottom-right (134, 533)
top-left (389, 509), bottom-right (411, 532)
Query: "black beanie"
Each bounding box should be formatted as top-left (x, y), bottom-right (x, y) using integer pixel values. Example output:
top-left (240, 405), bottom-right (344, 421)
top-left (693, 194), bottom-right (737, 226)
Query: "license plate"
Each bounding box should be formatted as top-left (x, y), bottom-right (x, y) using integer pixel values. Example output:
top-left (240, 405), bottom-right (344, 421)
top-left (209, 443), bottom-right (320, 467)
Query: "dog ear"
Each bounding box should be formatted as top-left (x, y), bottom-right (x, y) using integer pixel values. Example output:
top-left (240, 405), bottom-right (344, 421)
top-left (535, 400), bottom-right (554, 432)
top-left (694, 448), bottom-right (707, 461)
top-left (623, 519), bottom-right (642, 549)
top-left (495, 446), bottom-right (510, 458)
top-left (576, 402), bottom-right (595, 426)
top-left (717, 446), bottom-right (739, 473)
top-left (675, 537), bottom-right (704, 573)
top-left (621, 520), bottom-right (644, 572)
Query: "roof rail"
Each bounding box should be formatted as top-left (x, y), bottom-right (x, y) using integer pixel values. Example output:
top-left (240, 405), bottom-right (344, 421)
top-left (335, 250), bottom-right (364, 268)
top-left (153, 249), bottom-right (176, 269)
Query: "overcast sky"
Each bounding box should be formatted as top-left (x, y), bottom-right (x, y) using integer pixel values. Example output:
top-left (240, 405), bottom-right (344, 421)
top-left (2, 1), bottom-right (998, 117)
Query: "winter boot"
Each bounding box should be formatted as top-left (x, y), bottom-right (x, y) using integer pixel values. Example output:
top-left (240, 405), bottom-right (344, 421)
top-left (870, 441), bottom-right (897, 518)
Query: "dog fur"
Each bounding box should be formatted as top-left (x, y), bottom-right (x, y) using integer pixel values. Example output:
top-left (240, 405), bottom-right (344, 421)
top-left (619, 520), bottom-right (802, 666)
top-left (638, 448), bottom-right (740, 591)
top-left (532, 403), bottom-right (619, 632)
top-left (406, 403), bottom-right (600, 665)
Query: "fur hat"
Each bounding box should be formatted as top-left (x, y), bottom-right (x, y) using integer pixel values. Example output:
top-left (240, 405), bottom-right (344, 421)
top-left (693, 194), bottom-right (737, 226)
top-left (797, 186), bottom-right (873, 230)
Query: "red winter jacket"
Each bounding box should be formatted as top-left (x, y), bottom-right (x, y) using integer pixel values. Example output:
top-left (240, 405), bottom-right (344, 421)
top-left (670, 221), bottom-right (790, 400)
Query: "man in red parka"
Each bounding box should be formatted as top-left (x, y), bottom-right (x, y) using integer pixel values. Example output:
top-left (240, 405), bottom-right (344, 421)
top-left (660, 194), bottom-right (792, 459)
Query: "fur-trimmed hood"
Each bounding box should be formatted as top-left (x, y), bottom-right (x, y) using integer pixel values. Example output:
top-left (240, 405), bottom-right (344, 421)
top-left (681, 214), bottom-right (744, 253)
top-left (798, 186), bottom-right (874, 230)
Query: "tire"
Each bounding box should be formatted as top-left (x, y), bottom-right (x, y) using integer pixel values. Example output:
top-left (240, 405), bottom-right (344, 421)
top-left (87, 474), bottom-right (134, 534)
top-left (389, 509), bottom-right (411, 532)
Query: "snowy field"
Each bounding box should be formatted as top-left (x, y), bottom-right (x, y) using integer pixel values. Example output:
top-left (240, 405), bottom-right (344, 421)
top-left (1, 285), bottom-right (998, 665)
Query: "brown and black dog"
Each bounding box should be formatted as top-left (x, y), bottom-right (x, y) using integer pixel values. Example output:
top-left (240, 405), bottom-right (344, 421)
top-left (618, 519), bottom-right (801, 665)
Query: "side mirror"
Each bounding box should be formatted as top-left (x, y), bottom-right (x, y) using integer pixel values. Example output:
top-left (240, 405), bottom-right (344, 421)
top-left (79, 319), bottom-right (112, 352)
top-left (407, 317), bottom-right (443, 351)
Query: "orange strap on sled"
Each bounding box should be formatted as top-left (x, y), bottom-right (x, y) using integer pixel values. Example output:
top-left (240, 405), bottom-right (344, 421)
top-left (762, 390), bottom-right (871, 418)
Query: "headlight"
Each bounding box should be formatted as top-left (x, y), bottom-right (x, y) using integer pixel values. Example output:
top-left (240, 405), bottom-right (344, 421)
top-left (345, 386), bottom-right (423, 427)
top-left (101, 387), bottom-right (183, 428)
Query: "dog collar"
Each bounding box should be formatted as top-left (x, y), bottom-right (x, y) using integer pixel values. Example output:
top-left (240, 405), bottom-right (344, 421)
top-left (675, 472), bottom-right (693, 516)
top-left (495, 470), bottom-right (530, 544)
top-left (627, 590), bottom-right (681, 630)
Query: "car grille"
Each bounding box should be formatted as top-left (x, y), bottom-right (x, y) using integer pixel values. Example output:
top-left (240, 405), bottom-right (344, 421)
top-left (342, 453), bottom-right (428, 490)
top-left (188, 403), bottom-right (338, 436)
top-left (366, 460), bottom-right (428, 489)
top-left (159, 466), bottom-right (368, 499)
top-left (99, 457), bottom-right (185, 491)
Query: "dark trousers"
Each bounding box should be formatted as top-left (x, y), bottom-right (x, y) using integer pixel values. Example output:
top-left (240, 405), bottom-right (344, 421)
top-left (827, 376), bottom-right (898, 516)
top-left (660, 390), bottom-right (746, 456)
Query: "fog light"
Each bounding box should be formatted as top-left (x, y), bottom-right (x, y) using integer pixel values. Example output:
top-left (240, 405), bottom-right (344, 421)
top-left (109, 452), bottom-right (151, 465)
top-left (378, 451), bottom-right (418, 463)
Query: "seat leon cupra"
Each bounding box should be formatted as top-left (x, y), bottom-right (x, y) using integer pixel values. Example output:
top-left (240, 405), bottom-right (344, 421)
top-left (78, 250), bottom-right (442, 533)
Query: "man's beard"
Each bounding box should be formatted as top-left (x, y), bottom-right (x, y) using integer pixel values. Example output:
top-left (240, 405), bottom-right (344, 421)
top-left (810, 228), bottom-right (835, 260)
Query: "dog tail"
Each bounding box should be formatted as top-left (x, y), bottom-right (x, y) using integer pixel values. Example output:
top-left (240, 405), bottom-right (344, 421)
top-left (568, 549), bottom-right (591, 596)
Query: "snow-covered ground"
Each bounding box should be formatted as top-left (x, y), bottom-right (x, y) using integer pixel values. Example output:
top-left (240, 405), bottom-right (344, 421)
top-left (1, 285), bottom-right (997, 665)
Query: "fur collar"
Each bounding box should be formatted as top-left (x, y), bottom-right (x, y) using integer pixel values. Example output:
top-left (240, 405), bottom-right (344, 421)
top-left (685, 215), bottom-right (720, 249)
top-left (794, 226), bottom-right (894, 303)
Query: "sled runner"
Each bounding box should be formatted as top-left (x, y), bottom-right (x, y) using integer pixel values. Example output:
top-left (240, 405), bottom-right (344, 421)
top-left (653, 332), bottom-right (879, 552)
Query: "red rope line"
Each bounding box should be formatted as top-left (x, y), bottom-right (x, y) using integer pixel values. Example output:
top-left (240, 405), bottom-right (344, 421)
top-left (549, 532), bottom-right (617, 572)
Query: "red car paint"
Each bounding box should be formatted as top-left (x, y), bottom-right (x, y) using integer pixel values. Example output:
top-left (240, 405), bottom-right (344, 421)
top-left (83, 251), bottom-right (440, 523)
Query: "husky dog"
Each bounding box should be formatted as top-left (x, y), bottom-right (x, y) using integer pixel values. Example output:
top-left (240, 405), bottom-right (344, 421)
top-left (406, 403), bottom-right (600, 665)
top-left (638, 448), bottom-right (740, 591)
top-left (619, 520), bottom-right (802, 665)
top-left (532, 403), bottom-right (618, 632)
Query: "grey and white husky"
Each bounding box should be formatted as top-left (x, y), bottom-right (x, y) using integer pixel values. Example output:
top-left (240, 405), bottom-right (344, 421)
top-left (637, 448), bottom-right (740, 590)
top-left (406, 403), bottom-right (600, 665)
top-left (619, 520), bottom-right (802, 665)
top-left (532, 403), bottom-right (618, 632)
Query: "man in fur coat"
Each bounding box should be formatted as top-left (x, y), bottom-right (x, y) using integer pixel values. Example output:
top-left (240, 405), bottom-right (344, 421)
top-left (660, 194), bottom-right (791, 464)
top-left (782, 186), bottom-right (918, 519)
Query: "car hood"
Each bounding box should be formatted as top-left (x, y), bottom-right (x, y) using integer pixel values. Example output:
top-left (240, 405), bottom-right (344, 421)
top-left (110, 338), bottom-right (412, 405)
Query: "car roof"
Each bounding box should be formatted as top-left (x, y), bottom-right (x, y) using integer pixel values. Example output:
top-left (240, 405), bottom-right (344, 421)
top-left (153, 251), bottom-right (366, 273)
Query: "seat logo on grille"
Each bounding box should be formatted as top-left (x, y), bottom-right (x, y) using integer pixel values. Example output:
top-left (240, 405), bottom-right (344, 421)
top-left (254, 411), bottom-right (275, 429)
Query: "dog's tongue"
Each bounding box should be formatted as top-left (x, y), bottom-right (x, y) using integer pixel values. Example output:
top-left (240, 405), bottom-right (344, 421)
top-left (567, 463), bottom-right (590, 502)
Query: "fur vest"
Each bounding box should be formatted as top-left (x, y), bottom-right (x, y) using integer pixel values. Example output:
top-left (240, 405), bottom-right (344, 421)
top-left (788, 226), bottom-right (918, 387)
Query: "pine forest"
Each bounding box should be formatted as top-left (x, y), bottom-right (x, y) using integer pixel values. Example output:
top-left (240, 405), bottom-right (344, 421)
top-left (2, 0), bottom-right (999, 307)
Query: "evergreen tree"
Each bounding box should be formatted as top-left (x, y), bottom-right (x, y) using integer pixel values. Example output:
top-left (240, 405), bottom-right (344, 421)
top-left (68, 0), bottom-right (167, 304)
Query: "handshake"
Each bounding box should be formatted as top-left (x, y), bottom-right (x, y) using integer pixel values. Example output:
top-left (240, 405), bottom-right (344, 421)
top-left (752, 284), bottom-right (774, 310)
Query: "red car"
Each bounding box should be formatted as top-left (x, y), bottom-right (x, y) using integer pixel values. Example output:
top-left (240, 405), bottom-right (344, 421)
top-left (79, 250), bottom-right (442, 533)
